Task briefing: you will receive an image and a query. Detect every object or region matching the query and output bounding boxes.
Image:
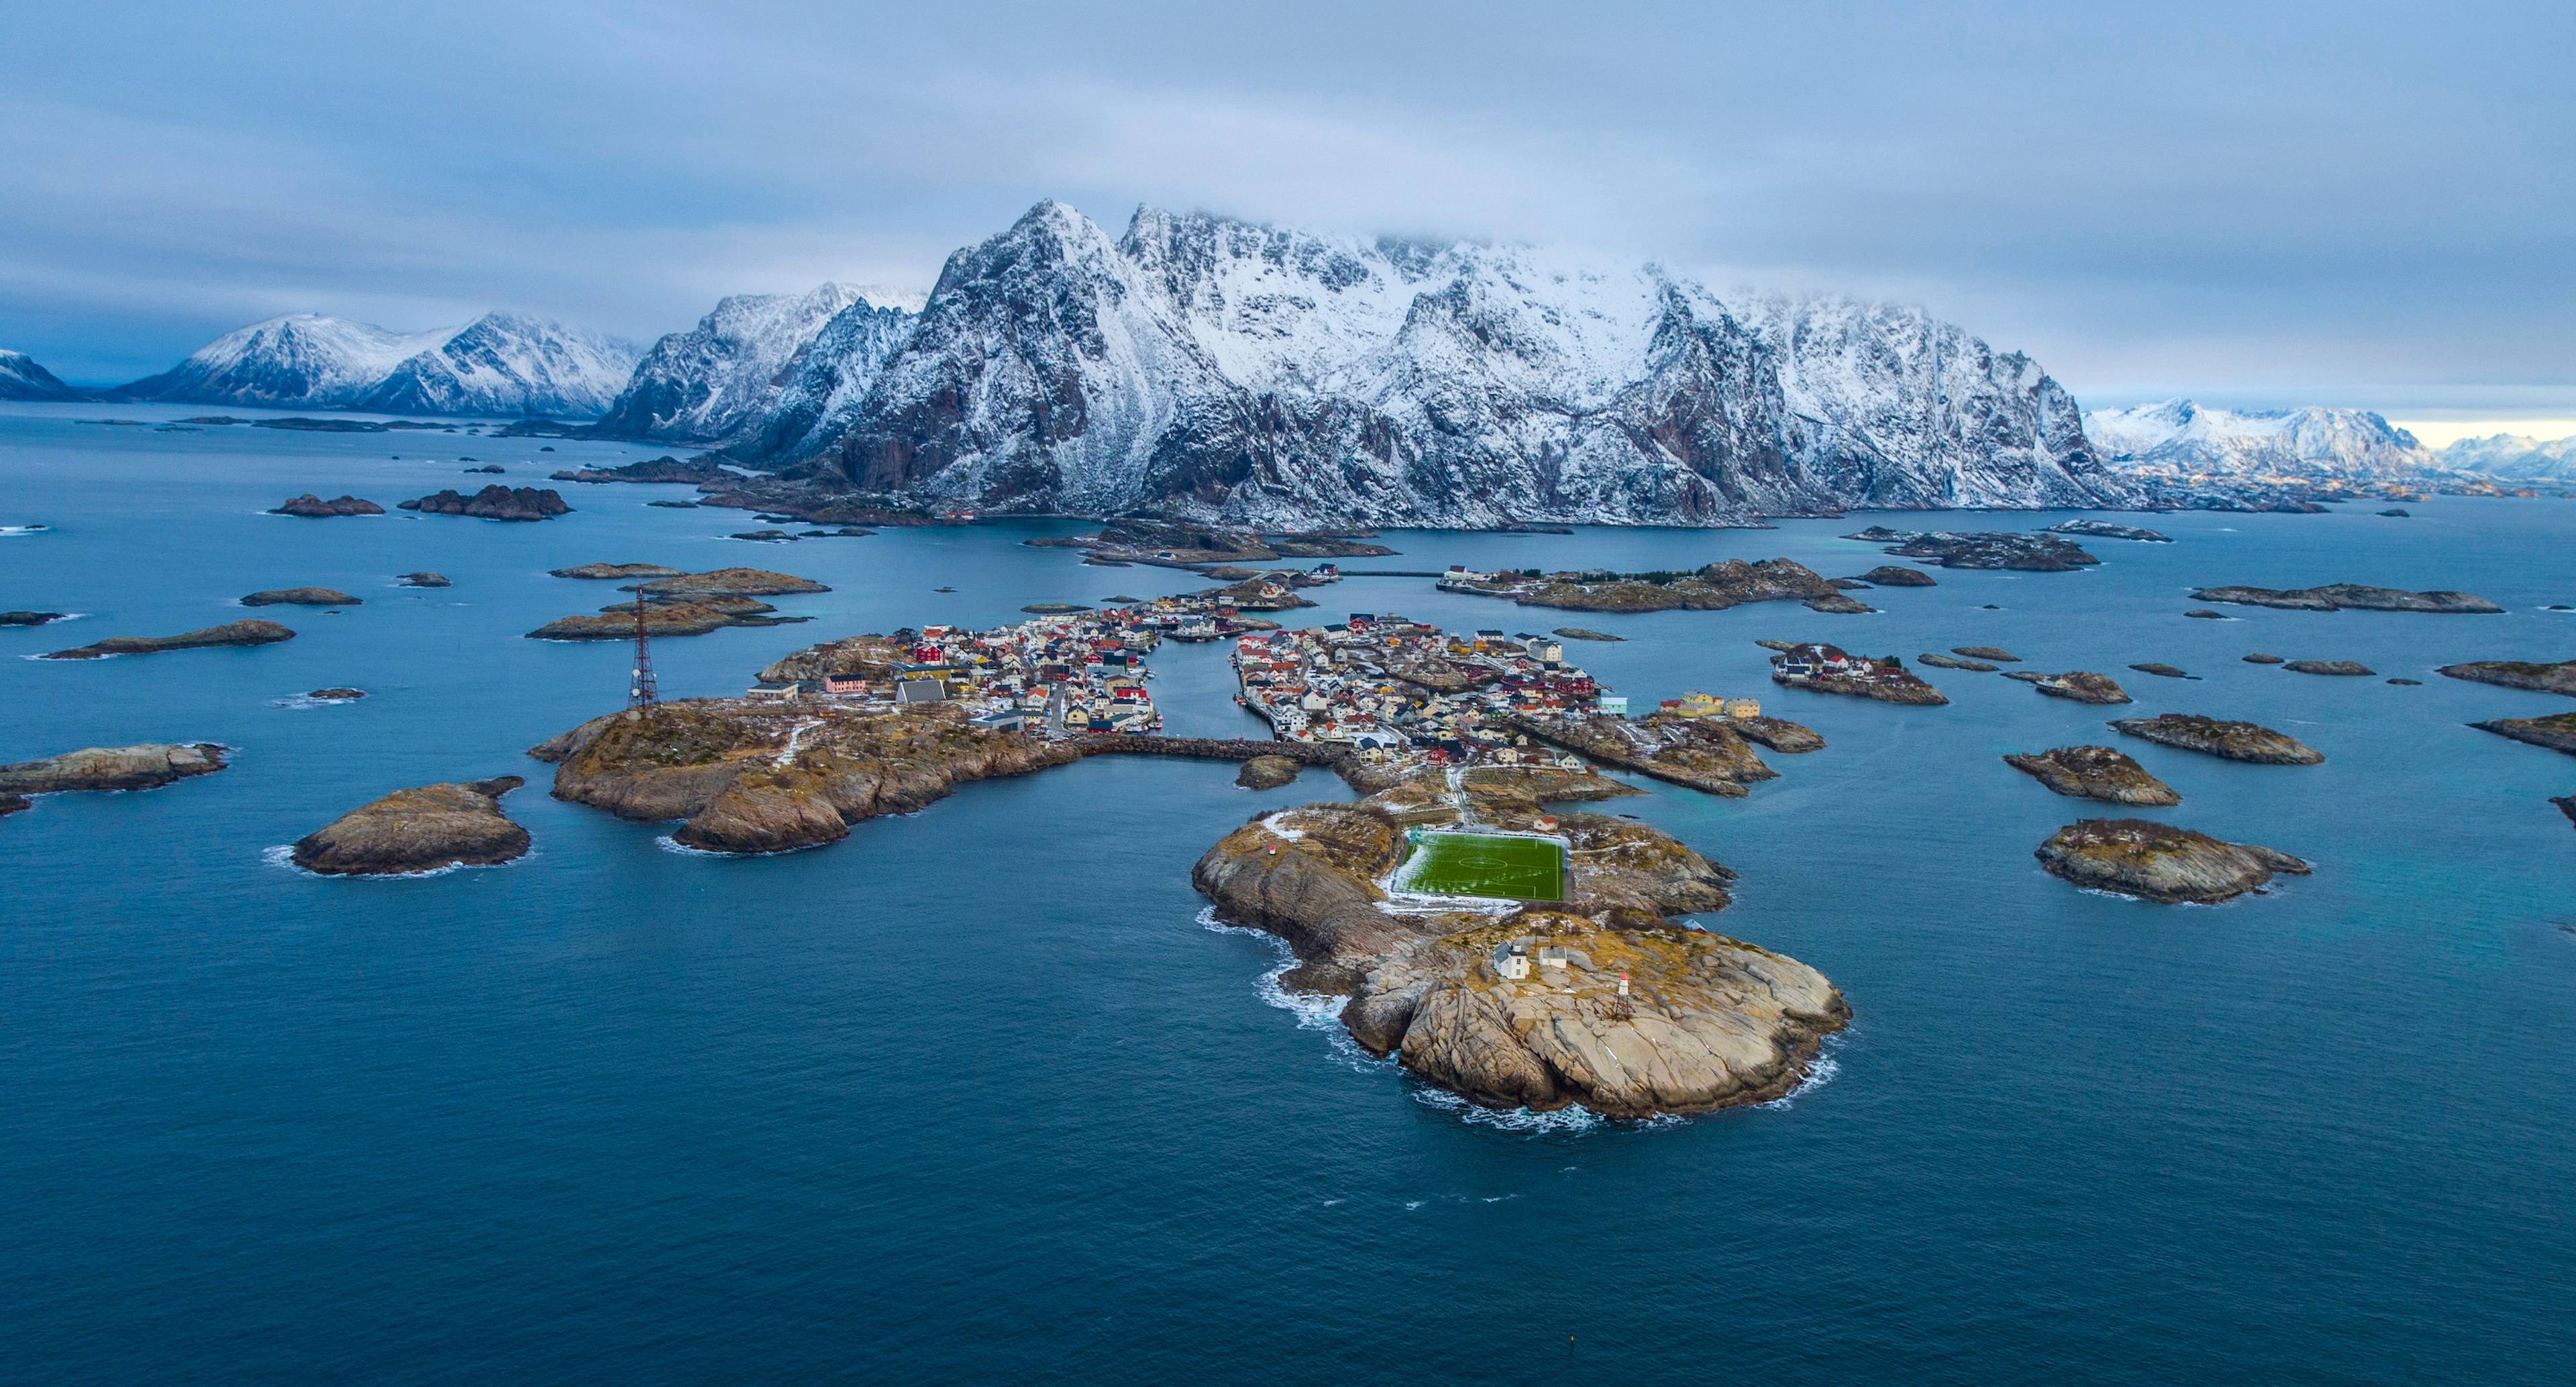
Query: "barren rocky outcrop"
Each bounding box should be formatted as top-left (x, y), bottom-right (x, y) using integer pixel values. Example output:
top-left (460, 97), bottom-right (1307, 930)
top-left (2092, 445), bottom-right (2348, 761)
top-left (1235, 755), bottom-right (1301, 789)
top-left (242, 588), bottom-right (361, 607)
top-left (397, 572), bottom-right (450, 588)
top-left (2004, 746), bottom-right (2180, 806)
top-left (2438, 659), bottom-right (2576, 696)
top-left (2035, 818), bottom-right (2310, 903)
top-left (2190, 584), bottom-right (2502, 614)
top-left (2110, 714), bottom-right (2322, 765)
top-left (1844, 526), bottom-right (2098, 570)
top-left (2472, 712), bottom-right (2576, 757)
top-left (2284, 660), bottom-right (2374, 676)
top-left (550, 561), bottom-right (683, 580)
top-left (42, 620), bottom-right (294, 660)
top-left (270, 494), bottom-right (383, 518)
top-left (2033, 671), bottom-right (2133, 705)
top-left (398, 486), bottom-right (572, 521)
top-left (1509, 712), bottom-right (1786, 797)
top-left (290, 776), bottom-right (531, 875)
top-left (0, 742), bottom-right (229, 797)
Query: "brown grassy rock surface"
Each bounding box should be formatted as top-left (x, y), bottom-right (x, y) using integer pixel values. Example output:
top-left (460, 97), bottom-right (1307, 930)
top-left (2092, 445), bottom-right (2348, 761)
top-left (1509, 712), bottom-right (1776, 797)
top-left (756, 634), bottom-right (914, 684)
top-left (2004, 746), bottom-right (2180, 806)
top-left (2190, 584), bottom-right (2502, 614)
top-left (550, 562), bottom-right (684, 579)
top-left (2438, 660), bottom-right (2576, 696)
top-left (1190, 778), bottom-right (1845, 1118)
top-left (242, 588), bottom-right (361, 607)
top-left (2035, 671), bottom-right (2133, 705)
top-left (2110, 714), bottom-right (2323, 764)
top-left (637, 567), bottom-right (830, 598)
top-left (2472, 712), bottom-right (2576, 757)
top-left (290, 776), bottom-right (530, 875)
top-left (2035, 818), bottom-right (2310, 903)
top-left (527, 596), bottom-right (804, 641)
top-left (0, 742), bottom-right (228, 795)
top-left (43, 620), bottom-right (295, 659)
top-left (532, 700), bottom-right (1085, 853)
top-left (1236, 755), bottom-right (1301, 789)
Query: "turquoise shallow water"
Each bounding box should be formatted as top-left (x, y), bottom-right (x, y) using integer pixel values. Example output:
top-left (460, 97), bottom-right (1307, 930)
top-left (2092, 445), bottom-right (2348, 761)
top-left (3, 402), bottom-right (2573, 1384)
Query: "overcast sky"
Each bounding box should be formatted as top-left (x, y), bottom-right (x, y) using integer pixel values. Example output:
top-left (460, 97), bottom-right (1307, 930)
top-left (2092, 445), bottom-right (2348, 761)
top-left (3, 1), bottom-right (2567, 427)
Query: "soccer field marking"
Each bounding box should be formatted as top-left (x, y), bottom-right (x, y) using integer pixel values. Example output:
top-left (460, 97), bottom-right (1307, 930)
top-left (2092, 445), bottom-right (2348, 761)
top-left (1392, 829), bottom-right (1568, 902)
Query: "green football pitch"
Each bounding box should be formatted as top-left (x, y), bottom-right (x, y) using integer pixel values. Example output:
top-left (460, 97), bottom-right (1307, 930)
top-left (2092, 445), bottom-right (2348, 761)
top-left (1393, 830), bottom-right (1566, 901)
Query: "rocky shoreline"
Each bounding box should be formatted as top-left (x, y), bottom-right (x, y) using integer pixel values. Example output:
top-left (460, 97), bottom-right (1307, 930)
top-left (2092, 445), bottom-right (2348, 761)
top-left (1446, 557), bottom-right (1870, 614)
top-left (0, 744), bottom-right (230, 812)
top-left (2471, 712), bottom-right (2576, 757)
top-left (1843, 526), bottom-right (2100, 570)
top-left (2439, 659), bottom-right (2576, 696)
top-left (2035, 818), bottom-right (2310, 903)
top-left (1508, 710), bottom-right (1816, 798)
top-left (1191, 769), bottom-right (1848, 1117)
top-left (290, 776), bottom-right (532, 875)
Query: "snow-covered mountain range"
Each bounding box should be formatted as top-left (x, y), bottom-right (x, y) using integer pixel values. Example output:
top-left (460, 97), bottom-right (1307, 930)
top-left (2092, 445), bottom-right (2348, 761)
top-left (592, 284), bottom-right (869, 442)
top-left (2434, 432), bottom-right (2576, 481)
top-left (112, 312), bottom-right (643, 417)
top-left (678, 200), bottom-right (2125, 524)
top-left (0, 349), bottom-right (79, 400)
top-left (2083, 400), bottom-right (2441, 480)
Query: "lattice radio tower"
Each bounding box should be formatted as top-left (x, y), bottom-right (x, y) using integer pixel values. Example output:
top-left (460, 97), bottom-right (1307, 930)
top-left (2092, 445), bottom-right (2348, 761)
top-left (629, 596), bottom-right (659, 708)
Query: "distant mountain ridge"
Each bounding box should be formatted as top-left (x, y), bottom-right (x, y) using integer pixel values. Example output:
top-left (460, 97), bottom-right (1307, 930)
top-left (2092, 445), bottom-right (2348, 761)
top-left (112, 312), bottom-right (643, 417)
top-left (592, 284), bottom-right (869, 442)
top-left (2435, 432), bottom-right (2576, 481)
top-left (2084, 400), bottom-right (2443, 480)
top-left (664, 199), bottom-right (2128, 525)
top-left (0, 349), bottom-right (80, 401)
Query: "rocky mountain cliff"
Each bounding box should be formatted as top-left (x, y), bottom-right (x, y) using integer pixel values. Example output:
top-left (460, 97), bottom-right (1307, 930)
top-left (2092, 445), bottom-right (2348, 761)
top-left (2084, 400), bottom-right (2443, 480)
top-left (0, 349), bottom-right (80, 400)
top-left (592, 284), bottom-right (872, 442)
top-left (113, 312), bottom-right (642, 417)
top-left (711, 201), bottom-right (2129, 525)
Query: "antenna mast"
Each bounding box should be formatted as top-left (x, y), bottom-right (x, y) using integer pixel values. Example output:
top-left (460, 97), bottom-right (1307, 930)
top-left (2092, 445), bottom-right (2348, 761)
top-left (629, 594), bottom-right (659, 708)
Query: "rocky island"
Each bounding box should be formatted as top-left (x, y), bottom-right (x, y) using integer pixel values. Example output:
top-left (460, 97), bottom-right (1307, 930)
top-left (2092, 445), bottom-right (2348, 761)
top-left (1552, 627), bottom-right (1623, 642)
top-left (269, 494), bottom-right (384, 518)
top-left (2438, 659), bottom-right (2576, 696)
top-left (399, 486), bottom-right (573, 521)
top-left (2032, 671), bottom-right (2133, 705)
top-left (551, 455), bottom-right (733, 485)
top-left (1192, 769), bottom-right (1848, 1117)
top-left (1843, 526), bottom-right (2100, 570)
top-left (1442, 557), bottom-right (1869, 614)
top-left (3, 610), bottom-right (69, 626)
top-left (1852, 565), bottom-right (1937, 587)
top-left (531, 700), bottom-right (1089, 853)
top-left (551, 561), bottom-right (683, 580)
top-left (1918, 652), bottom-right (1997, 672)
top-left (1508, 709), bottom-right (1817, 798)
top-left (397, 572), bottom-right (450, 588)
top-left (2190, 584), bottom-right (2503, 614)
top-left (2110, 714), bottom-right (2323, 764)
top-left (2035, 818), bottom-right (2310, 903)
top-left (0, 743), bottom-right (229, 819)
top-left (241, 588), bottom-right (362, 607)
top-left (2471, 712), bottom-right (2576, 757)
top-left (2284, 659), bottom-right (2375, 676)
top-left (1769, 644), bottom-right (1947, 704)
top-left (1235, 755), bottom-right (1301, 789)
top-left (290, 776), bottom-right (531, 875)
top-left (2045, 519), bottom-right (2172, 542)
top-left (43, 619), bottom-right (295, 660)
top-left (2004, 746), bottom-right (2180, 805)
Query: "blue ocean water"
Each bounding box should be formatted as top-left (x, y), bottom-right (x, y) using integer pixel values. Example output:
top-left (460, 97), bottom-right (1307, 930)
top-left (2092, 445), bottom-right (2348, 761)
top-left (3, 402), bottom-right (2571, 1384)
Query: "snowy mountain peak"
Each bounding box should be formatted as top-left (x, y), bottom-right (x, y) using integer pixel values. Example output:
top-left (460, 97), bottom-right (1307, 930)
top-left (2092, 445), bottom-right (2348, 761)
top-left (2084, 399), bottom-right (2434, 479)
top-left (0, 348), bottom-right (81, 400)
top-left (592, 283), bottom-right (877, 441)
top-left (114, 310), bottom-right (641, 417)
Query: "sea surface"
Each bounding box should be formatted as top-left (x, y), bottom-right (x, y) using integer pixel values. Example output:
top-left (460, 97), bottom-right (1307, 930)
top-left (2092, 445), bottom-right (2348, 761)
top-left (3, 403), bottom-right (2572, 1384)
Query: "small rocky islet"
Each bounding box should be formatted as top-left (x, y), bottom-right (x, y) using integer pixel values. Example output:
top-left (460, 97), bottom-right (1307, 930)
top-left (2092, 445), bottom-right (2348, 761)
top-left (1444, 556), bottom-right (1873, 615)
top-left (398, 485), bottom-right (572, 521)
top-left (3, 610), bottom-right (70, 626)
top-left (2110, 713), bottom-right (2323, 765)
top-left (2035, 818), bottom-right (2310, 903)
top-left (1234, 755), bottom-right (1301, 789)
top-left (2003, 746), bottom-right (2180, 806)
top-left (526, 568), bottom-right (831, 640)
top-left (2044, 519), bottom-right (2171, 543)
top-left (42, 619), bottom-right (295, 660)
top-left (268, 494), bottom-right (384, 518)
top-left (2471, 711), bottom-right (2576, 757)
top-left (396, 572), bottom-right (450, 588)
top-left (1, 742), bottom-right (229, 820)
top-left (2190, 584), bottom-right (2503, 614)
top-left (2438, 659), bottom-right (2576, 696)
top-left (1843, 526), bottom-right (2099, 570)
top-left (241, 587), bottom-right (362, 608)
top-left (2284, 659), bottom-right (2375, 676)
top-left (2031, 671), bottom-right (2133, 705)
top-left (1918, 652), bottom-right (1997, 671)
top-left (290, 776), bottom-right (531, 875)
